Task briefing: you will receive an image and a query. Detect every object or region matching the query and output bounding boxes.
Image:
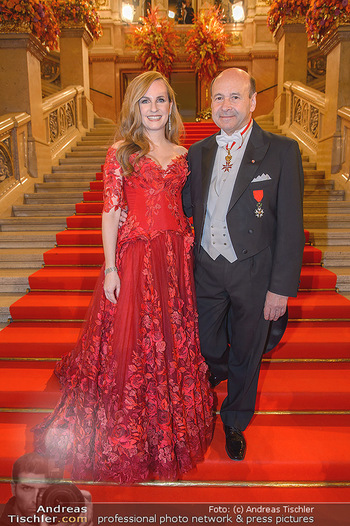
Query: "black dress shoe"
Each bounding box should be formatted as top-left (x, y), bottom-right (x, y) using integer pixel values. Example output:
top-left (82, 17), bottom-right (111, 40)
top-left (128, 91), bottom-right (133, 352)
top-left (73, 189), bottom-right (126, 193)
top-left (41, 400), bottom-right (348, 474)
top-left (224, 425), bottom-right (246, 461)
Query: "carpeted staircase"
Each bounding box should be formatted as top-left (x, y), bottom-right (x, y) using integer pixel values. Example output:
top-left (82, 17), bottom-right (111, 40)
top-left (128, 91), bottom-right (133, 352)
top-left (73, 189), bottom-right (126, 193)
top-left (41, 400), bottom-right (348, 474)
top-left (0, 119), bottom-right (115, 324)
top-left (0, 121), bottom-right (349, 505)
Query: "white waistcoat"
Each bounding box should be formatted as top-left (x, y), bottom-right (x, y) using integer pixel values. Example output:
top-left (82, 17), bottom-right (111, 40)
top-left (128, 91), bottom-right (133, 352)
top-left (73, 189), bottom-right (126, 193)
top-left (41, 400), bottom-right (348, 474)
top-left (201, 126), bottom-right (252, 263)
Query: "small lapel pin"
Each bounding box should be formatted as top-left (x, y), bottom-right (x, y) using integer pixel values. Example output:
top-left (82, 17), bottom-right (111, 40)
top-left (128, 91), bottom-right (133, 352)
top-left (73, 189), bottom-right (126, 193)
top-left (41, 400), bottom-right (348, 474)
top-left (251, 160), bottom-right (255, 163)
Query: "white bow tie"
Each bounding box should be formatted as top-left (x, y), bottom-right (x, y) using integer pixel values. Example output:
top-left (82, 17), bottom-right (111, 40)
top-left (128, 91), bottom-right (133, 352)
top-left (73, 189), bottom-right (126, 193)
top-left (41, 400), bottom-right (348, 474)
top-left (216, 132), bottom-right (243, 151)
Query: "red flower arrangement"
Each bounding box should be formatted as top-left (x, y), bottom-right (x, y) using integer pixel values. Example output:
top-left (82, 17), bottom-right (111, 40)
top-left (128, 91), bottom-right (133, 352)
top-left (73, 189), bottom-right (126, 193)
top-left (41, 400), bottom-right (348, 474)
top-left (306, 0), bottom-right (350, 45)
top-left (267, 0), bottom-right (310, 35)
top-left (0, 0), bottom-right (59, 49)
top-left (51, 0), bottom-right (102, 40)
top-left (134, 8), bottom-right (180, 78)
top-left (185, 6), bottom-right (228, 84)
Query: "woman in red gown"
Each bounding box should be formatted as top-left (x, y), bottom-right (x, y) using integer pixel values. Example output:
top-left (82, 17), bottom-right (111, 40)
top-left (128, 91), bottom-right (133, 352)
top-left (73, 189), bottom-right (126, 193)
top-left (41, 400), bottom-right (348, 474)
top-left (34, 71), bottom-right (214, 483)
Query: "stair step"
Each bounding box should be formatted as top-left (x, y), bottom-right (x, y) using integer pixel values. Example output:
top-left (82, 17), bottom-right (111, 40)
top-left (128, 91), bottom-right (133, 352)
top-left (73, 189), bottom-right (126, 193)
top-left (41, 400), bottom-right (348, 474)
top-left (304, 190), bottom-right (345, 201)
top-left (309, 229), bottom-right (350, 246)
top-left (85, 130), bottom-right (116, 136)
top-left (12, 204), bottom-right (76, 217)
top-left (304, 182), bottom-right (335, 191)
top-left (0, 249), bottom-right (45, 268)
top-left (58, 157), bottom-right (105, 165)
top-left (0, 231), bottom-right (57, 249)
top-left (52, 164), bottom-right (102, 172)
top-left (302, 162), bottom-right (317, 170)
top-left (0, 217), bottom-right (67, 231)
top-left (44, 173), bottom-right (99, 183)
top-left (75, 202), bottom-right (103, 214)
top-left (331, 268), bottom-right (350, 292)
top-left (78, 138), bottom-right (112, 145)
top-left (1, 362), bottom-right (348, 411)
top-left (24, 193), bottom-right (84, 204)
top-left (289, 290), bottom-right (350, 320)
top-left (65, 151), bottom-right (108, 159)
top-left (71, 145), bottom-right (109, 152)
top-left (304, 215), bottom-right (350, 228)
top-left (319, 246), bottom-right (350, 266)
top-left (8, 290), bottom-right (350, 322)
top-left (0, 413), bottom-right (349, 483)
top-left (93, 126), bottom-right (115, 132)
top-left (303, 170), bottom-right (325, 178)
top-left (304, 202), bottom-right (350, 213)
top-left (1, 320), bottom-right (348, 359)
top-left (0, 294), bottom-right (23, 323)
top-left (34, 182), bottom-right (90, 192)
top-left (56, 229), bottom-right (102, 246)
top-left (26, 265), bottom-right (336, 293)
top-left (0, 269), bottom-right (34, 293)
top-left (41, 245), bottom-right (321, 267)
top-left (66, 215), bottom-right (101, 228)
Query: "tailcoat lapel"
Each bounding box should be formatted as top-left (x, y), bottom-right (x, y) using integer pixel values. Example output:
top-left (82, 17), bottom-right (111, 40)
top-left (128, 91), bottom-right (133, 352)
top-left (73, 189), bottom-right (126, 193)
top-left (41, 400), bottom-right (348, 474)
top-left (201, 133), bottom-right (219, 208)
top-left (228, 122), bottom-right (270, 213)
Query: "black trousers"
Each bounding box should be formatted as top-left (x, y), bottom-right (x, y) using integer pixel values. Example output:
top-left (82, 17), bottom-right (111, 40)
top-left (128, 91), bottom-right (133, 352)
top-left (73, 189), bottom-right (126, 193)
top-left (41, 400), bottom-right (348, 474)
top-left (194, 246), bottom-right (272, 431)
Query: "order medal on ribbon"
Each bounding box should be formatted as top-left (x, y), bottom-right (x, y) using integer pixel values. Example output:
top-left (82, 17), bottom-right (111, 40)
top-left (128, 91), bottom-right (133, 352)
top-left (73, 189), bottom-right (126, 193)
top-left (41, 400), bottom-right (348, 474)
top-left (253, 190), bottom-right (264, 218)
top-left (222, 150), bottom-right (233, 172)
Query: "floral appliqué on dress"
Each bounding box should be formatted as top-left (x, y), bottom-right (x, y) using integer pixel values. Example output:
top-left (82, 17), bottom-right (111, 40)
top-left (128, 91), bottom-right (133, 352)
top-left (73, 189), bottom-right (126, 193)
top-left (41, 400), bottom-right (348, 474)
top-left (34, 147), bottom-right (214, 483)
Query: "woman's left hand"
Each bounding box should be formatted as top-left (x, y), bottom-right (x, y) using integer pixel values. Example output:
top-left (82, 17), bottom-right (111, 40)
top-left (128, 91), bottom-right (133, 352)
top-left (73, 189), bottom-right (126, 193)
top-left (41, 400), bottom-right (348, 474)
top-left (104, 271), bottom-right (120, 304)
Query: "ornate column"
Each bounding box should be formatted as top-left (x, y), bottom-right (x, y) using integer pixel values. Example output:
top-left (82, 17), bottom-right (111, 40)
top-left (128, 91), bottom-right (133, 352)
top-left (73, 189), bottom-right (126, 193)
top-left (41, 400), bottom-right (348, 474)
top-left (0, 32), bottom-right (51, 177)
top-left (59, 26), bottom-right (94, 129)
top-left (274, 23), bottom-right (308, 126)
top-left (317, 26), bottom-right (350, 174)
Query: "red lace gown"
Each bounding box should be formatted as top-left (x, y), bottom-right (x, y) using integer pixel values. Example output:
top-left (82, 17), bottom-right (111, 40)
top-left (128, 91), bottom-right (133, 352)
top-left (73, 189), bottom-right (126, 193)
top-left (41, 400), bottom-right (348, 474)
top-left (34, 148), bottom-right (214, 483)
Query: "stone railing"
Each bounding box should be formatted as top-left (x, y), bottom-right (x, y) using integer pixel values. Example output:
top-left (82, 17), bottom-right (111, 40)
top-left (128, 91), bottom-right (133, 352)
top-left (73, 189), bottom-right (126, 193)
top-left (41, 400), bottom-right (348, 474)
top-left (0, 86), bottom-right (90, 202)
top-left (42, 86), bottom-right (86, 160)
top-left (41, 51), bottom-right (61, 98)
top-left (282, 81), bottom-right (326, 160)
top-left (0, 113), bottom-right (31, 198)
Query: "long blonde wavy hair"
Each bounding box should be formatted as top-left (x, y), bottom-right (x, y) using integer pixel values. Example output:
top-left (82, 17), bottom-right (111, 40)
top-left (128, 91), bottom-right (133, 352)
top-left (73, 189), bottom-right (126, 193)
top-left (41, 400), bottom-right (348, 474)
top-left (115, 71), bottom-right (184, 176)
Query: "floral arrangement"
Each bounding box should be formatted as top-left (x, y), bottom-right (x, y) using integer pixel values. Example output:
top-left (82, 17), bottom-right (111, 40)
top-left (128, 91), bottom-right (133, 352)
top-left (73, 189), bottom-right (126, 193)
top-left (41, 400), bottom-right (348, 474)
top-left (267, 0), bottom-right (310, 35)
top-left (306, 0), bottom-right (350, 45)
top-left (185, 6), bottom-right (228, 84)
top-left (133, 8), bottom-right (179, 78)
top-left (0, 0), bottom-right (60, 49)
top-left (196, 107), bottom-right (212, 121)
top-left (51, 0), bottom-right (102, 40)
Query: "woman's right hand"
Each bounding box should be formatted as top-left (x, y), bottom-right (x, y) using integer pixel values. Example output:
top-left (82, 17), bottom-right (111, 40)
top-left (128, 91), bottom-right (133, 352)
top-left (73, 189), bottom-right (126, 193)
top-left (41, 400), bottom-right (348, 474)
top-left (118, 208), bottom-right (128, 227)
top-left (103, 271), bottom-right (120, 304)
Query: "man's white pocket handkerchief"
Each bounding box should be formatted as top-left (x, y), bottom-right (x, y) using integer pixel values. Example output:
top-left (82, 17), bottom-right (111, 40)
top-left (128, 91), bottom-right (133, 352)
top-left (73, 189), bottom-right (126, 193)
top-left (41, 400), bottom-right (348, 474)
top-left (251, 173), bottom-right (272, 183)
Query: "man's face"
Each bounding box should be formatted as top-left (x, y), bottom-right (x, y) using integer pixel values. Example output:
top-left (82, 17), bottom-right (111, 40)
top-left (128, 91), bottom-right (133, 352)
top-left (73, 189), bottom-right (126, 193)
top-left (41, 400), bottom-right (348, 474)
top-left (211, 69), bottom-right (256, 135)
top-left (12, 472), bottom-right (48, 518)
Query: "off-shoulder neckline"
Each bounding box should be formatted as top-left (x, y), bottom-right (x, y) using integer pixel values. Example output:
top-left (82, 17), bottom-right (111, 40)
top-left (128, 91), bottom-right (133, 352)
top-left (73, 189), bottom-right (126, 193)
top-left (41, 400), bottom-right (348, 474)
top-left (144, 153), bottom-right (187, 172)
top-left (108, 147), bottom-right (187, 172)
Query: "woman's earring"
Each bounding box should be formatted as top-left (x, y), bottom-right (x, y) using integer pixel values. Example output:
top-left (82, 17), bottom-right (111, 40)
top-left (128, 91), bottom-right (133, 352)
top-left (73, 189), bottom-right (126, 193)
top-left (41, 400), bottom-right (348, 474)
top-left (168, 114), bottom-right (172, 132)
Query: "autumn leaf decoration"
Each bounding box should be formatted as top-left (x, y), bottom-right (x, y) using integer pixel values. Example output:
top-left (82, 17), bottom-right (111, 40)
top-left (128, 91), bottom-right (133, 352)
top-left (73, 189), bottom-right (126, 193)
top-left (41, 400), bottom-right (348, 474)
top-left (185, 6), bottom-right (228, 84)
top-left (267, 0), bottom-right (310, 35)
top-left (305, 0), bottom-right (350, 45)
top-left (0, 0), bottom-right (59, 50)
top-left (134, 8), bottom-right (180, 78)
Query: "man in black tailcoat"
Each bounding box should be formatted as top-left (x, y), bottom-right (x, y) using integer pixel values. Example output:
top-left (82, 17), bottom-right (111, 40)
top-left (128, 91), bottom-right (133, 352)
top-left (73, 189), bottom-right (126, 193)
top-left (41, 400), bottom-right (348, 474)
top-left (182, 68), bottom-right (304, 461)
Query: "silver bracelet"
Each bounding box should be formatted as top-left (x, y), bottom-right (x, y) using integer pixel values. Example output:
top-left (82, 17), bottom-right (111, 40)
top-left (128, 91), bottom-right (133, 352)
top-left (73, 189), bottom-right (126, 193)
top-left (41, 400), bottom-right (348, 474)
top-left (104, 266), bottom-right (117, 276)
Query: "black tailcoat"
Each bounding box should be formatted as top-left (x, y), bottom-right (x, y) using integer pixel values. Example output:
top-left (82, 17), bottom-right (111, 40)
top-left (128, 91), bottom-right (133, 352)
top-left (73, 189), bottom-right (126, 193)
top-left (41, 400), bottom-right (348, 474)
top-left (182, 121), bottom-right (305, 430)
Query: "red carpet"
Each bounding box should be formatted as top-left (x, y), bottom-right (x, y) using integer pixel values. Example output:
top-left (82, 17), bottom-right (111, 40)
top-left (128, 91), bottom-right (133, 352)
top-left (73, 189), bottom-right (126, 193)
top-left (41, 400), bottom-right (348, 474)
top-left (0, 122), bottom-right (349, 504)
top-left (2, 363), bottom-right (350, 411)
